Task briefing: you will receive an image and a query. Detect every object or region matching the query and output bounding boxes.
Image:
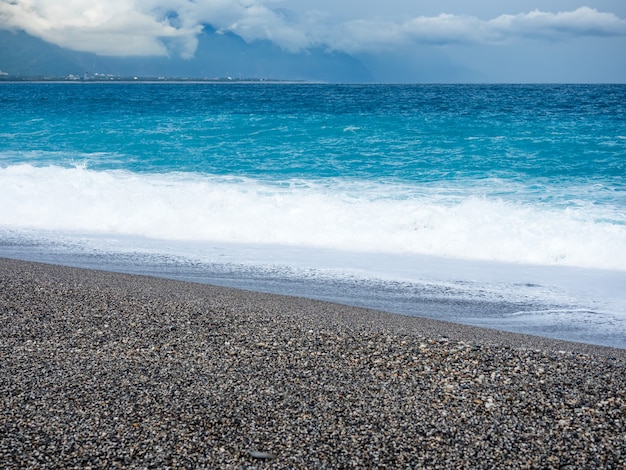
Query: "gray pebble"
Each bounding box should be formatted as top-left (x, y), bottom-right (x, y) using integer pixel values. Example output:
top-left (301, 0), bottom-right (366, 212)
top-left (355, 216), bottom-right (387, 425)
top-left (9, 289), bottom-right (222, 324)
top-left (1, 258), bottom-right (625, 469)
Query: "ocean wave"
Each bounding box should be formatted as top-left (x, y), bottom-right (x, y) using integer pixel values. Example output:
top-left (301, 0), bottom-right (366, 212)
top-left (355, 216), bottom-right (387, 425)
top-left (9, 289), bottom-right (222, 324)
top-left (1, 164), bottom-right (625, 271)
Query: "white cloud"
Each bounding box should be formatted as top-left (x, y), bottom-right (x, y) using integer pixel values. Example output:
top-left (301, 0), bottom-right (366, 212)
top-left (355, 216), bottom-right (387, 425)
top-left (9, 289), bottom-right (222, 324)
top-left (0, 0), bottom-right (199, 56)
top-left (491, 7), bottom-right (626, 40)
top-left (0, 0), bottom-right (311, 55)
top-left (208, 2), bottom-right (310, 51)
top-left (0, 2), bottom-right (624, 57)
top-left (333, 7), bottom-right (626, 52)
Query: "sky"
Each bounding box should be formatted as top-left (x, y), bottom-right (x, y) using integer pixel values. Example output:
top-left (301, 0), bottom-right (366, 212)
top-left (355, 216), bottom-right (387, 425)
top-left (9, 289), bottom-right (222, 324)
top-left (1, 0), bottom-right (625, 82)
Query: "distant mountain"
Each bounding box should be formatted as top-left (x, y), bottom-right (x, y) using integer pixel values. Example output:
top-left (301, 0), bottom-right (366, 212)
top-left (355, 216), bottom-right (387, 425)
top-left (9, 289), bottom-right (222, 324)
top-left (0, 27), bottom-right (372, 82)
top-left (0, 29), bottom-right (106, 77)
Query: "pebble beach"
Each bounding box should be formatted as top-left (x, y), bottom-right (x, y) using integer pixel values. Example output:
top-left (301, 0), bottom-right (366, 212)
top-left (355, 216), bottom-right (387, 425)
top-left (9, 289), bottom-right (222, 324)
top-left (1, 257), bottom-right (625, 468)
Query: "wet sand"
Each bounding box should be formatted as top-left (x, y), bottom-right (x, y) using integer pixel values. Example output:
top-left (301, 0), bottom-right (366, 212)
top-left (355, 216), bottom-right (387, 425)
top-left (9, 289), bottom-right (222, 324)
top-left (1, 257), bottom-right (624, 468)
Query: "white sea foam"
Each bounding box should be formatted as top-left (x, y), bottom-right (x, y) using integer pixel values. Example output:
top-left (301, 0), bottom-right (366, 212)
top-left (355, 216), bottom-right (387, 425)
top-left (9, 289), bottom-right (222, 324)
top-left (2, 164), bottom-right (625, 346)
top-left (1, 164), bottom-right (625, 271)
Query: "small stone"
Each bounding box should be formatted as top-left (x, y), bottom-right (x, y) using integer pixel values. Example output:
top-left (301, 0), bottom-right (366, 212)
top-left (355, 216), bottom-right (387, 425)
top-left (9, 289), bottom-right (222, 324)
top-left (248, 450), bottom-right (276, 460)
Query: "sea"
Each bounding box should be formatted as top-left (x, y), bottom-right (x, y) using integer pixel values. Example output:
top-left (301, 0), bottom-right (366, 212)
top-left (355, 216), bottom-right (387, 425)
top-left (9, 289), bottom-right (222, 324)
top-left (1, 82), bottom-right (625, 348)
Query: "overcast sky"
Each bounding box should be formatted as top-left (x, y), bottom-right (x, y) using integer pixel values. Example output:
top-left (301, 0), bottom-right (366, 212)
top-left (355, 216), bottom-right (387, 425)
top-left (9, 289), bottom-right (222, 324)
top-left (1, 0), bottom-right (625, 82)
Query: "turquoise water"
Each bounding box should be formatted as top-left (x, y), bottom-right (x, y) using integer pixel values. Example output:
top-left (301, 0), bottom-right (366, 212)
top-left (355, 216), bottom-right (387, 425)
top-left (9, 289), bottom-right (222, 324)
top-left (1, 83), bottom-right (625, 347)
top-left (4, 84), bottom-right (625, 180)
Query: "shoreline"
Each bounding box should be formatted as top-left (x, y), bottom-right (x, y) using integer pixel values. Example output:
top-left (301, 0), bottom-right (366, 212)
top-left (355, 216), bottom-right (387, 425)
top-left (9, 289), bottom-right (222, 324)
top-left (1, 257), bottom-right (625, 467)
top-left (2, 256), bottom-right (624, 356)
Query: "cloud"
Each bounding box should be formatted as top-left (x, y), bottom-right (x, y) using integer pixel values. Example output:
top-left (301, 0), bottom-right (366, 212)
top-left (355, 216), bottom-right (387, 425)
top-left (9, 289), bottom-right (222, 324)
top-left (491, 7), bottom-right (626, 40)
top-left (0, 2), bottom-right (624, 57)
top-left (0, 0), bottom-right (199, 56)
top-left (0, 0), bottom-right (312, 56)
top-left (334, 7), bottom-right (626, 52)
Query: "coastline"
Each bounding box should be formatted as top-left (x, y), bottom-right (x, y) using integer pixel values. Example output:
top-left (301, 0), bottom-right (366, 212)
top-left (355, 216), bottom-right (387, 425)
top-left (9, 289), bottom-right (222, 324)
top-left (1, 257), bottom-right (625, 467)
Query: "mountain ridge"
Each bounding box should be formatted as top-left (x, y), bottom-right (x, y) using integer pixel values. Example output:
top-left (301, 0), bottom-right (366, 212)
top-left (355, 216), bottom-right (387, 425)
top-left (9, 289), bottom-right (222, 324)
top-left (0, 27), bottom-right (372, 82)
